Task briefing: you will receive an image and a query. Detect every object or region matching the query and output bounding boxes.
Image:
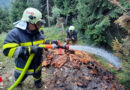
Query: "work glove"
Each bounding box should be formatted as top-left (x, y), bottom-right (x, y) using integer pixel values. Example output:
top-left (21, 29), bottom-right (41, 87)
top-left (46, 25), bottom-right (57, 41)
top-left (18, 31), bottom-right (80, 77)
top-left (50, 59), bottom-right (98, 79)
top-left (52, 44), bottom-right (58, 49)
top-left (71, 37), bottom-right (75, 40)
top-left (51, 40), bottom-right (60, 48)
top-left (15, 46), bottom-right (29, 58)
top-left (31, 45), bottom-right (43, 55)
top-left (51, 40), bottom-right (58, 45)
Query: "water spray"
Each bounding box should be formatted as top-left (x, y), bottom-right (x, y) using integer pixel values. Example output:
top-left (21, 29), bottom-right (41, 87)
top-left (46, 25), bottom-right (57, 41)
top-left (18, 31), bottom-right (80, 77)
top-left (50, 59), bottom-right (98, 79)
top-left (58, 44), bottom-right (120, 68)
top-left (69, 45), bottom-right (121, 68)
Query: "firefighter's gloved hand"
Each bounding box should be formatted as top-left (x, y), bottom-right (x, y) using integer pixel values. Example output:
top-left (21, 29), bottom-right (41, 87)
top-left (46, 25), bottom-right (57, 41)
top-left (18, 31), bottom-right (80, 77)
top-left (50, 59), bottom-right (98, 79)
top-left (51, 40), bottom-right (58, 45)
top-left (71, 37), bottom-right (75, 40)
top-left (14, 46), bottom-right (29, 58)
top-left (52, 44), bottom-right (62, 49)
top-left (52, 44), bottom-right (58, 49)
top-left (44, 40), bottom-right (51, 44)
top-left (51, 40), bottom-right (60, 48)
top-left (31, 45), bottom-right (43, 54)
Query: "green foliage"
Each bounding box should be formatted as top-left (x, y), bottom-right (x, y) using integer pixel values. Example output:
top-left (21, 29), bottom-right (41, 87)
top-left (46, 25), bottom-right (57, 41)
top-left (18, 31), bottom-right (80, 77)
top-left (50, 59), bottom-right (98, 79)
top-left (0, 33), bottom-right (6, 48)
top-left (0, 7), bottom-right (12, 33)
top-left (54, 0), bottom-right (77, 15)
top-left (53, 0), bottom-right (77, 25)
top-left (44, 26), bottom-right (66, 42)
top-left (85, 17), bottom-right (110, 46)
top-left (10, 0), bottom-right (30, 23)
top-left (73, 0), bottom-right (130, 47)
top-left (0, 0), bottom-right (31, 33)
top-left (52, 6), bottom-right (61, 18)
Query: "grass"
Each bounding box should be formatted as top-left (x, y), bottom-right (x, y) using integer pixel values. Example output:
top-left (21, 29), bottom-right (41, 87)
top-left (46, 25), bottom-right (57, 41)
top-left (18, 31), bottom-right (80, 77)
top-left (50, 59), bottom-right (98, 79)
top-left (44, 26), bottom-right (67, 43)
top-left (0, 32), bottom-right (6, 49)
top-left (0, 32), bottom-right (9, 62)
top-left (93, 55), bottom-right (130, 90)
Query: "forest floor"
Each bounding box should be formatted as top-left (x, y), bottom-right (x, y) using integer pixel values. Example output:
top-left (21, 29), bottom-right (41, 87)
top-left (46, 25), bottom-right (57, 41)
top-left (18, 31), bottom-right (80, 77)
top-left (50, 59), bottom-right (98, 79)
top-left (0, 49), bottom-right (124, 90)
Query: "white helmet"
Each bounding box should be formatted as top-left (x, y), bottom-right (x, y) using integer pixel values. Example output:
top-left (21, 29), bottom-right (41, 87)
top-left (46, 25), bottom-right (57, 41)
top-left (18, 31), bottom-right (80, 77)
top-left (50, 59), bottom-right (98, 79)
top-left (21, 7), bottom-right (42, 24)
top-left (69, 26), bottom-right (75, 31)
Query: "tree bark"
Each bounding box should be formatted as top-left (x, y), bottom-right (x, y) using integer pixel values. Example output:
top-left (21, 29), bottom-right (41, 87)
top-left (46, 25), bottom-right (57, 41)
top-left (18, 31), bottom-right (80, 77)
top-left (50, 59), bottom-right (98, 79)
top-left (61, 23), bottom-right (65, 33)
top-left (65, 15), bottom-right (68, 25)
top-left (47, 0), bottom-right (50, 27)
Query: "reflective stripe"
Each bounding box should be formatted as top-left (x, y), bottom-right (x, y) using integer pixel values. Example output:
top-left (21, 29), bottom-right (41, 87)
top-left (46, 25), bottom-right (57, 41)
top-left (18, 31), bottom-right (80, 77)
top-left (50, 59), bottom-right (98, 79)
top-left (20, 42), bottom-right (32, 46)
top-left (33, 76), bottom-right (42, 80)
top-left (36, 64), bottom-right (42, 71)
top-left (39, 28), bottom-right (43, 31)
top-left (28, 46), bottom-right (31, 54)
top-left (20, 40), bottom-right (45, 46)
top-left (15, 69), bottom-right (33, 74)
top-left (14, 64), bottom-right (42, 73)
top-left (38, 44), bottom-right (46, 48)
top-left (33, 40), bottom-right (45, 45)
top-left (8, 48), bottom-right (17, 58)
top-left (3, 43), bottom-right (19, 49)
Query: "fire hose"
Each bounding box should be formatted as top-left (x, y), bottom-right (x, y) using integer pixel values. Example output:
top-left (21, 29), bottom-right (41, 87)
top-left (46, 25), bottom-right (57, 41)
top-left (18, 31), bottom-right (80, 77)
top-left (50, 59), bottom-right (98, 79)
top-left (8, 44), bottom-right (69, 90)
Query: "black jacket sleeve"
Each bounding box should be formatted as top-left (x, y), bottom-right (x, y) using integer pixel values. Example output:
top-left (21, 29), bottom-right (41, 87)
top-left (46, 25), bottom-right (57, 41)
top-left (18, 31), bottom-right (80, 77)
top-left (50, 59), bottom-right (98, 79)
top-left (72, 30), bottom-right (78, 40)
top-left (3, 29), bottom-right (20, 58)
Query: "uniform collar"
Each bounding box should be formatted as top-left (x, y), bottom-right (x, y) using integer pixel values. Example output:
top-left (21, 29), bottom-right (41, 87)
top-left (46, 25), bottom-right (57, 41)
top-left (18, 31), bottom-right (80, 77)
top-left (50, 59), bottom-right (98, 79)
top-left (14, 20), bottom-right (27, 30)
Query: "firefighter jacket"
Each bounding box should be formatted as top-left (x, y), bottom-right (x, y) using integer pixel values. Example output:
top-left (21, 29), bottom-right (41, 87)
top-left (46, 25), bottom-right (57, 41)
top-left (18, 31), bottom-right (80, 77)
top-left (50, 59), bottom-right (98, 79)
top-left (3, 28), bottom-right (46, 74)
top-left (66, 29), bottom-right (78, 41)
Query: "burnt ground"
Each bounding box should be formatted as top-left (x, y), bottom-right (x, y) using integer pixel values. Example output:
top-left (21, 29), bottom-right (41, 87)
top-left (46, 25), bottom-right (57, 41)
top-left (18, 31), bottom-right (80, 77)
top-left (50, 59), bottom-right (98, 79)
top-left (1, 49), bottom-right (124, 90)
top-left (41, 49), bottom-right (124, 90)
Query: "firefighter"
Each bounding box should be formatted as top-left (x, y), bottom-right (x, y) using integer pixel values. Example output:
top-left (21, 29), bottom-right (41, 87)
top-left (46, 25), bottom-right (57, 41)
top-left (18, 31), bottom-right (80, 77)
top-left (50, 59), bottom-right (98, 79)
top-left (39, 28), bottom-right (44, 34)
top-left (65, 26), bottom-right (78, 45)
top-left (3, 7), bottom-right (58, 88)
top-left (39, 19), bottom-right (46, 34)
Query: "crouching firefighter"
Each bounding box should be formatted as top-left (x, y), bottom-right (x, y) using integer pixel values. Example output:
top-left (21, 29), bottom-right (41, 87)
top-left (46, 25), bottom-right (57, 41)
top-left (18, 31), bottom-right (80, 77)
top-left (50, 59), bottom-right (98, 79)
top-left (65, 26), bottom-right (78, 45)
top-left (3, 7), bottom-right (59, 88)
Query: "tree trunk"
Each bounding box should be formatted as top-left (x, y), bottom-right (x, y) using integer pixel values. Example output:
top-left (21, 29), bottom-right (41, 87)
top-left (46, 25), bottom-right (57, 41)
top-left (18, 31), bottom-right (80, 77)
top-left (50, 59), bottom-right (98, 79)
top-left (65, 15), bottom-right (68, 25)
top-left (47, 0), bottom-right (50, 27)
top-left (61, 23), bottom-right (65, 33)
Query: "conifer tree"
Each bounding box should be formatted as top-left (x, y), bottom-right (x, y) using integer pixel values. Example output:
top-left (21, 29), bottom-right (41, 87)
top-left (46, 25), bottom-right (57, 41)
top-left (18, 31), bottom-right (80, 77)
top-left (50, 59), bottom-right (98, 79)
top-left (0, 7), bottom-right (11, 33)
top-left (53, 0), bottom-right (77, 25)
top-left (10, 0), bottom-right (29, 23)
top-left (73, 0), bottom-right (130, 48)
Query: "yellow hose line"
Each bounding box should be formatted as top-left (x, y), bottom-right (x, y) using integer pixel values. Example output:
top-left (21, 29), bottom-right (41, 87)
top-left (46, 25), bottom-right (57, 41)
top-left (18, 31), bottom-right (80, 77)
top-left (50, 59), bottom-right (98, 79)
top-left (8, 54), bottom-right (35, 90)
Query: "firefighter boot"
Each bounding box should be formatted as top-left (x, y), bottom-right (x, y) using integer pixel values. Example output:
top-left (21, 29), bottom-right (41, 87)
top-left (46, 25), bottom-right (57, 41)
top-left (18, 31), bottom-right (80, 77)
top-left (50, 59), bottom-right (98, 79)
top-left (34, 79), bottom-right (42, 88)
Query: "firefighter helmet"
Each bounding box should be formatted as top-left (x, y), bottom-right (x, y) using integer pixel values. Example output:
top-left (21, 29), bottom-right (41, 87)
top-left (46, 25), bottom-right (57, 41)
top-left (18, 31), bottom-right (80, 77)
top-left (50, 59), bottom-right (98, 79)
top-left (69, 26), bottom-right (75, 31)
top-left (21, 7), bottom-right (42, 24)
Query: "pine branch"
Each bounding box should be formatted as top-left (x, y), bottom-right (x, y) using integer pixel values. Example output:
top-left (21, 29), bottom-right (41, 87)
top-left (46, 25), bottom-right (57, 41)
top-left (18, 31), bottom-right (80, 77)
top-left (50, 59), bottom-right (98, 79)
top-left (109, 0), bottom-right (128, 13)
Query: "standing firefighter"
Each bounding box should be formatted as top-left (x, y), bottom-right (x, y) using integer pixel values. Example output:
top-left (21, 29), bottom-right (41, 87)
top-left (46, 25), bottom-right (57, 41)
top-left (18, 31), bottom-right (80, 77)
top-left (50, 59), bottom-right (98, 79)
top-left (3, 7), bottom-right (58, 88)
top-left (65, 26), bottom-right (78, 45)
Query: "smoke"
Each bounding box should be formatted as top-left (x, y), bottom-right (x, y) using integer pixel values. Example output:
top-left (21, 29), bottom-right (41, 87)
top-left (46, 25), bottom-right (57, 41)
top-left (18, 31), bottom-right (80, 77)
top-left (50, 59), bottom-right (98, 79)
top-left (69, 45), bottom-right (121, 68)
